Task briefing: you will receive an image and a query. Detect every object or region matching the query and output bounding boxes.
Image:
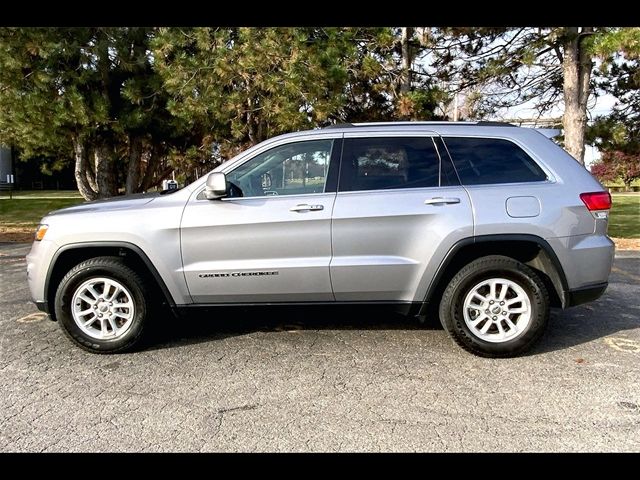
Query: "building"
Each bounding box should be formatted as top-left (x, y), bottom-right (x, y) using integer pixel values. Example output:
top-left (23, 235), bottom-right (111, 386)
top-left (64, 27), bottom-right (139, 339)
top-left (0, 146), bottom-right (76, 191)
top-left (0, 146), bottom-right (12, 191)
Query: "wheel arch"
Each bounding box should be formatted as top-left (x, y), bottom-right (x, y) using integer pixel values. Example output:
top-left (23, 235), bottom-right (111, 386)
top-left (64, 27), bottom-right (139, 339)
top-left (421, 234), bottom-right (569, 314)
top-left (45, 241), bottom-right (175, 321)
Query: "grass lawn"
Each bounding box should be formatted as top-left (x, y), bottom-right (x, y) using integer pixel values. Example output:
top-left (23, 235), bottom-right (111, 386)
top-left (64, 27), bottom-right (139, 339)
top-left (605, 179), bottom-right (640, 187)
top-left (0, 190), bottom-right (82, 199)
top-left (0, 198), bottom-right (84, 228)
top-left (609, 194), bottom-right (640, 239)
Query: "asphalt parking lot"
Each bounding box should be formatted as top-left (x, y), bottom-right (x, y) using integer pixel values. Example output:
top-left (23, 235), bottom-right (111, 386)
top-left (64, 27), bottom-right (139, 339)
top-left (1, 242), bottom-right (639, 452)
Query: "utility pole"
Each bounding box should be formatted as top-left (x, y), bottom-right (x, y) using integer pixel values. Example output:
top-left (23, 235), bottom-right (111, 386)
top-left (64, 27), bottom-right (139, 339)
top-left (453, 93), bottom-right (459, 122)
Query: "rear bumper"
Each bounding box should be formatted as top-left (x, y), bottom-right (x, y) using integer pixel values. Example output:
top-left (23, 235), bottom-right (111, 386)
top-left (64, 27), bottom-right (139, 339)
top-left (566, 282), bottom-right (608, 307)
top-left (546, 234), bottom-right (614, 307)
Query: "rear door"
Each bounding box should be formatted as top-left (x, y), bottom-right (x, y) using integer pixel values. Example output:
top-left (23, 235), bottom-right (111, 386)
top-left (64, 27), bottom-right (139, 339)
top-left (330, 133), bottom-right (474, 302)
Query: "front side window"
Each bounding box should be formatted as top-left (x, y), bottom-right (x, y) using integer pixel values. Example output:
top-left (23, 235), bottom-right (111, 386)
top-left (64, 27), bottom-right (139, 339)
top-left (226, 140), bottom-right (333, 197)
top-left (443, 137), bottom-right (547, 185)
top-left (339, 137), bottom-right (450, 192)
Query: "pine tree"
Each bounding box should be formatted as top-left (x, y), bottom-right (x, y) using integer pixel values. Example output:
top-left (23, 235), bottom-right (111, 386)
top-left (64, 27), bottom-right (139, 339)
top-left (0, 28), bottom-right (197, 199)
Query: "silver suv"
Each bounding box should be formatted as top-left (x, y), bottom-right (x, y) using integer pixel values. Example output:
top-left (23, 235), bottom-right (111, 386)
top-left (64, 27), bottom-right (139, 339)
top-left (26, 122), bottom-right (615, 357)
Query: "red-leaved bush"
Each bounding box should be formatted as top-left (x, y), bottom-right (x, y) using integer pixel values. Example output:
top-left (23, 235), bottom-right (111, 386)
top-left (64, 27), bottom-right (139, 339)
top-left (590, 150), bottom-right (640, 190)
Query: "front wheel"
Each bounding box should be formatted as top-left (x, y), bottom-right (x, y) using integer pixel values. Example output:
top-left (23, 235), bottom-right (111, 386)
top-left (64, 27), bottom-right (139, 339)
top-left (439, 255), bottom-right (549, 358)
top-left (54, 256), bottom-right (150, 353)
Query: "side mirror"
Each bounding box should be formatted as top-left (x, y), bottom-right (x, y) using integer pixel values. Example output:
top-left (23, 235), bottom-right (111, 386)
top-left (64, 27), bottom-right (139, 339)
top-left (204, 172), bottom-right (228, 200)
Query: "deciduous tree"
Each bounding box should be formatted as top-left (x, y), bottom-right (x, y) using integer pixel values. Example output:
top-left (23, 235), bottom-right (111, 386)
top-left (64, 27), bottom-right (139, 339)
top-left (428, 27), bottom-right (611, 164)
top-left (590, 150), bottom-right (640, 190)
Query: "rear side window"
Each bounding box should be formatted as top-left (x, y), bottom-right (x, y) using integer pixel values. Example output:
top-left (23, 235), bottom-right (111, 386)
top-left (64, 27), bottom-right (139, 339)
top-left (339, 137), bottom-right (455, 192)
top-left (443, 137), bottom-right (547, 185)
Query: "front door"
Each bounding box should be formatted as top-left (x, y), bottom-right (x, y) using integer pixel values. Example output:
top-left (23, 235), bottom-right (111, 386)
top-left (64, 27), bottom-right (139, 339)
top-left (330, 134), bottom-right (474, 302)
top-left (181, 138), bottom-right (340, 303)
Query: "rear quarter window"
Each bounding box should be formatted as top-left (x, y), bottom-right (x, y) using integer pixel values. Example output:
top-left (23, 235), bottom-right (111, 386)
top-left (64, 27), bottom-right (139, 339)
top-left (443, 137), bottom-right (547, 185)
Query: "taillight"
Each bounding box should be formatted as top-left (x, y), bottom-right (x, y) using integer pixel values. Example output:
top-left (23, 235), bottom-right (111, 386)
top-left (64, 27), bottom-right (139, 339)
top-left (580, 191), bottom-right (612, 211)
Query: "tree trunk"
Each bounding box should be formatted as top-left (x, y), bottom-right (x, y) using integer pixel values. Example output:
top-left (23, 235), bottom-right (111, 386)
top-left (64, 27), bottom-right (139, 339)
top-left (73, 139), bottom-right (98, 201)
top-left (125, 136), bottom-right (143, 194)
top-left (400, 27), bottom-right (414, 95)
top-left (94, 141), bottom-right (116, 198)
top-left (562, 27), bottom-right (593, 164)
top-left (246, 96), bottom-right (264, 145)
top-left (140, 145), bottom-right (168, 192)
top-left (92, 30), bottom-right (117, 198)
top-left (84, 146), bottom-right (98, 194)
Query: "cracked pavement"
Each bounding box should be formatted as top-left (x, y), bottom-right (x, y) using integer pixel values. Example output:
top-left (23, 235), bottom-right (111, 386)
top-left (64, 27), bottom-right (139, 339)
top-left (1, 242), bottom-right (639, 452)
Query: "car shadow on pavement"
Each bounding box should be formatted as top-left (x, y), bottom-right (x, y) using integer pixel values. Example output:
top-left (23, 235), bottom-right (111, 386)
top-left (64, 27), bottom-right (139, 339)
top-left (145, 304), bottom-right (441, 351)
top-left (144, 288), bottom-right (640, 355)
top-left (529, 291), bottom-right (640, 356)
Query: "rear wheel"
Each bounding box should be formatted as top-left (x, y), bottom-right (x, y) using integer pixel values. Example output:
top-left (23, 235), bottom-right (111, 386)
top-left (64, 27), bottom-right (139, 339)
top-left (54, 256), bottom-right (150, 353)
top-left (439, 255), bottom-right (549, 358)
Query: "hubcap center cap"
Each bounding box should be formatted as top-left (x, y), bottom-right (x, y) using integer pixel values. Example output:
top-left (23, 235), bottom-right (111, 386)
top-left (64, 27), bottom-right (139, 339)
top-left (98, 303), bottom-right (110, 313)
top-left (491, 306), bottom-right (501, 314)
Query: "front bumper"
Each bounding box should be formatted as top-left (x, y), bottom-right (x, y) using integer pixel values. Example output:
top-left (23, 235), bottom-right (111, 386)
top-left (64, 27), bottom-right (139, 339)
top-left (35, 301), bottom-right (50, 314)
top-left (26, 239), bottom-right (58, 308)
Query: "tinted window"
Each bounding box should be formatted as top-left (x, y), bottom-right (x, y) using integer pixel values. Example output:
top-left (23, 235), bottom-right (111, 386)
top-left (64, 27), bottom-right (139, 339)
top-left (443, 137), bottom-right (547, 185)
top-left (227, 140), bottom-right (333, 197)
top-left (339, 137), bottom-right (449, 192)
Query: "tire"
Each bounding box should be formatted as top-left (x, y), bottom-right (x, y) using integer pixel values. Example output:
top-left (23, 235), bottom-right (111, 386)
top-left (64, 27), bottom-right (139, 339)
top-left (439, 255), bottom-right (549, 358)
top-left (54, 256), bottom-right (150, 354)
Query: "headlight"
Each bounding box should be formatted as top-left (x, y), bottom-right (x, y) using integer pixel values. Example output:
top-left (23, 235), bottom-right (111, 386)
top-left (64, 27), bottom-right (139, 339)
top-left (34, 224), bottom-right (48, 241)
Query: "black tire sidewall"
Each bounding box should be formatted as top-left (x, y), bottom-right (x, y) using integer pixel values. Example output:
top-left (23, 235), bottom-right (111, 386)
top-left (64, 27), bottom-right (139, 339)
top-left (55, 260), bottom-right (147, 353)
top-left (441, 257), bottom-right (549, 357)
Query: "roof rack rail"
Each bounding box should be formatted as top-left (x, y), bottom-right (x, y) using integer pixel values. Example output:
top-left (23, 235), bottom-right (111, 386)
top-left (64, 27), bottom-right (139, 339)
top-left (323, 121), bottom-right (515, 129)
top-left (323, 120), bottom-right (516, 129)
top-left (322, 123), bottom-right (354, 129)
top-left (475, 121), bottom-right (516, 127)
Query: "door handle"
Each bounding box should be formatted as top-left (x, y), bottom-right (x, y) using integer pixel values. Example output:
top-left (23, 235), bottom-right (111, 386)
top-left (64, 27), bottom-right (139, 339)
top-left (424, 197), bottom-right (461, 205)
top-left (290, 204), bottom-right (324, 212)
